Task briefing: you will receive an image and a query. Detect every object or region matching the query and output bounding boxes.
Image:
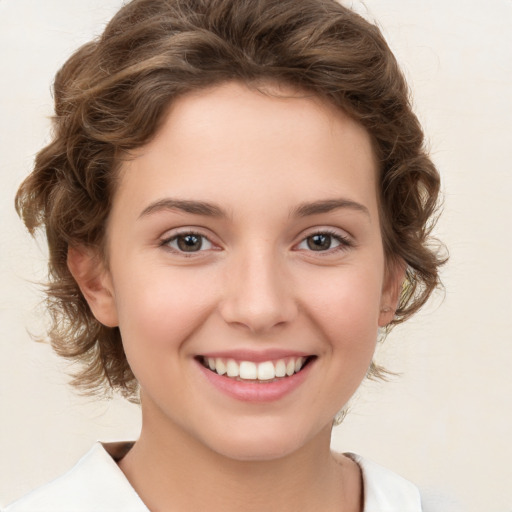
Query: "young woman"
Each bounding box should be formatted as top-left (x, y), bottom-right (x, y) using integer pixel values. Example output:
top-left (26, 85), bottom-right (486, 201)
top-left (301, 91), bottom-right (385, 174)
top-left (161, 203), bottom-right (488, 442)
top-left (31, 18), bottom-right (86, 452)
top-left (6, 0), bottom-right (445, 510)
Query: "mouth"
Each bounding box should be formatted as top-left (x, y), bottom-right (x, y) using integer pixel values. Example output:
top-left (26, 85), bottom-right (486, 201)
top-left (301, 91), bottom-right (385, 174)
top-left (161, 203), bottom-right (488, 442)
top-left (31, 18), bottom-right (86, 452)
top-left (197, 355), bottom-right (316, 383)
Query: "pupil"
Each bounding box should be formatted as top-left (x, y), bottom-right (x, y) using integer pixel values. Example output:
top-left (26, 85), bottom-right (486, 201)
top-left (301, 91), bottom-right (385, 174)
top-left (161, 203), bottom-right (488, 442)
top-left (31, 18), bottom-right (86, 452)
top-left (307, 234), bottom-right (331, 251)
top-left (178, 234), bottom-right (202, 252)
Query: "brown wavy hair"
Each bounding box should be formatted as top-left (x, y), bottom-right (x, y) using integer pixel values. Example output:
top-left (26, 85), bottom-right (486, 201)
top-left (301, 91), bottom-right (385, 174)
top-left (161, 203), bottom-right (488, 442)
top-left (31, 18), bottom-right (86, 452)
top-left (16, 0), bottom-right (445, 400)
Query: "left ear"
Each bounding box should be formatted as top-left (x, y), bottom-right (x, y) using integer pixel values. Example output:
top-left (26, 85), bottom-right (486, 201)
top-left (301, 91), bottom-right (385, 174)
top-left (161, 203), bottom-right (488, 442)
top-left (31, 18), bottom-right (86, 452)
top-left (67, 245), bottom-right (119, 328)
top-left (378, 259), bottom-right (406, 327)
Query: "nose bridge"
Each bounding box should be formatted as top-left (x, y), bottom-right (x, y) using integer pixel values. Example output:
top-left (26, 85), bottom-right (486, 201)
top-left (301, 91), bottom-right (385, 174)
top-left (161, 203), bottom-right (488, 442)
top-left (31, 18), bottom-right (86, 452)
top-left (220, 241), bottom-right (296, 333)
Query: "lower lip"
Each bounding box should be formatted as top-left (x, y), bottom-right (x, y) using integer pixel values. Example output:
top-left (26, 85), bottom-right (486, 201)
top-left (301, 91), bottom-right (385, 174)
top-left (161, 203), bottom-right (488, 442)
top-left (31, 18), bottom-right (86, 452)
top-left (196, 359), bottom-right (313, 402)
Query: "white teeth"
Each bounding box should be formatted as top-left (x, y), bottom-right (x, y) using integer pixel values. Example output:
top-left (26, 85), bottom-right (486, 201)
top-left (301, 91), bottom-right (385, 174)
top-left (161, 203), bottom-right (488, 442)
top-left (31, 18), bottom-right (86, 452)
top-left (215, 358), bottom-right (226, 375)
top-left (257, 361), bottom-right (275, 380)
top-left (275, 360), bottom-right (286, 378)
top-left (204, 356), bottom-right (309, 380)
top-left (239, 361), bottom-right (257, 379)
top-left (226, 359), bottom-right (239, 377)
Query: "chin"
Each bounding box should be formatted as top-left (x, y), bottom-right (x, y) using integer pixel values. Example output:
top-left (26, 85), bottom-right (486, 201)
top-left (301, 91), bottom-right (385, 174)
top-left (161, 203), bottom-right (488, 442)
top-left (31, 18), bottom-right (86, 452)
top-left (200, 418), bottom-right (326, 462)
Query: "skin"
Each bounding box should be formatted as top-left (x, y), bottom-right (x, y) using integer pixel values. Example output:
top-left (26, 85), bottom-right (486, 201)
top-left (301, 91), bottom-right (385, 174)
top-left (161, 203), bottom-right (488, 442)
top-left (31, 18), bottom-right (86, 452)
top-left (69, 81), bottom-right (402, 512)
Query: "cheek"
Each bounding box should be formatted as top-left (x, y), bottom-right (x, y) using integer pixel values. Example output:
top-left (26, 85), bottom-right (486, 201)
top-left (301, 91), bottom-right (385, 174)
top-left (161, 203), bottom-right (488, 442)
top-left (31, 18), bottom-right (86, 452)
top-left (300, 264), bottom-right (383, 383)
top-left (303, 266), bottom-right (383, 332)
top-left (112, 264), bottom-right (217, 363)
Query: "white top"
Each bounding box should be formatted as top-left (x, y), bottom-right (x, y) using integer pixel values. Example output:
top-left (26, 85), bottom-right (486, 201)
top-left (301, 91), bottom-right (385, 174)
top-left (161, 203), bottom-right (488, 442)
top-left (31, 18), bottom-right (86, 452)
top-left (4, 442), bottom-right (444, 511)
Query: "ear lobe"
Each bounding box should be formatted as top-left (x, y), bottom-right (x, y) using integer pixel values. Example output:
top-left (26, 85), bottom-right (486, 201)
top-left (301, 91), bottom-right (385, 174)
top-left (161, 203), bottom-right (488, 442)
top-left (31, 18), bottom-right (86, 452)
top-left (67, 246), bottom-right (119, 328)
top-left (378, 259), bottom-right (406, 327)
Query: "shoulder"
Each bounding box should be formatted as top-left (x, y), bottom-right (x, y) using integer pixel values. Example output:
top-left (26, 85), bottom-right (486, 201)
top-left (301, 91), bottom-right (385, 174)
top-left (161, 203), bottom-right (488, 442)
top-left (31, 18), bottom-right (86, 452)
top-left (3, 443), bottom-right (148, 512)
top-left (344, 453), bottom-right (462, 512)
top-left (345, 453), bottom-right (422, 511)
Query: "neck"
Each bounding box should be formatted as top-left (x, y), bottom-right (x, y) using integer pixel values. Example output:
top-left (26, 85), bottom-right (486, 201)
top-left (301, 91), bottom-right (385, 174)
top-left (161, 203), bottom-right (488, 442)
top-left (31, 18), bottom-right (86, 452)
top-left (119, 404), bottom-right (362, 512)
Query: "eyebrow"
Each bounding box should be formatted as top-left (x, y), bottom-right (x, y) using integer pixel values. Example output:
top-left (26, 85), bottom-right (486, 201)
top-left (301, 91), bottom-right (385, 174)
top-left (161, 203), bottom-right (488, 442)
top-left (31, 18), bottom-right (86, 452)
top-left (139, 198), bottom-right (226, 219)
top-left (138, 197), bottom-right (370, 220)
top-left (291, 198), bottom-right (370, 218)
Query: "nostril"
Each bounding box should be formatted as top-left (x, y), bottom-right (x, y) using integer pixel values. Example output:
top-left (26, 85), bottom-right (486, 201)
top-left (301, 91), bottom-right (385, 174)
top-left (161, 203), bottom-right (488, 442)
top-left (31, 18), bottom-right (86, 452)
top-left (218, 268), bottom-right (298, 333)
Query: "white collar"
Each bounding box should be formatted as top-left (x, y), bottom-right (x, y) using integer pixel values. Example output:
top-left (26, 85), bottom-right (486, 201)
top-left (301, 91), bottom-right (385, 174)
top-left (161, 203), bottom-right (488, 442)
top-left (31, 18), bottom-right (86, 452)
top-left (5, 443), bottom-right (422, 511)
top-left (346, 452), bottom-right (422, 511)
top-left (4, 443), bottom-right (148, 511)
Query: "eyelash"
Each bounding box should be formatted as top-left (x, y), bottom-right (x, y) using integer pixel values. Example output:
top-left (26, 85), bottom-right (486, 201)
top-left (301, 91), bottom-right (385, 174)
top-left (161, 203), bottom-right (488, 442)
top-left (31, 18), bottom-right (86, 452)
top-left (160, 228), bottom-right (353, 258)
top-left (160, 230), bottom-right (215, 257)
top-left (296, 229), bottom-right (353, 255)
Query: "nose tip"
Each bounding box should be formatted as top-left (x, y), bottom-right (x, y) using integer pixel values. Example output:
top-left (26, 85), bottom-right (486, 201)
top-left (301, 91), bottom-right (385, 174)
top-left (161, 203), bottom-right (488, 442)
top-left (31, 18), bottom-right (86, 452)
top-left (219, 254), bottom-right (297, 334)
top-left (222, 297), bottom-right (293, 334)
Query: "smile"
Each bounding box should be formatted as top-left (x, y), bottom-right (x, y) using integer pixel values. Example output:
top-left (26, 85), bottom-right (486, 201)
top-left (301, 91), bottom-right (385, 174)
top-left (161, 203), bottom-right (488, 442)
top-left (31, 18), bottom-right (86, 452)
top-left (199, 356), bottom-right (314, 382)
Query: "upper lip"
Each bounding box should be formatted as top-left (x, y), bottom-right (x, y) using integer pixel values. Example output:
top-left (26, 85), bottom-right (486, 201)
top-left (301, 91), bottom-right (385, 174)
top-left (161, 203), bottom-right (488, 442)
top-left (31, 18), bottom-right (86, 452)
top-left (197, 349), bottom-right (313, 363)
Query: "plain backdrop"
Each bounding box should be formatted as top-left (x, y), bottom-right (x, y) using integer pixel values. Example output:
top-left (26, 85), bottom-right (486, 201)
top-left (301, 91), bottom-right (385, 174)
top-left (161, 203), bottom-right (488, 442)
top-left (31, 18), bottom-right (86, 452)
top-left (1, 1), bottom-right (511, 510)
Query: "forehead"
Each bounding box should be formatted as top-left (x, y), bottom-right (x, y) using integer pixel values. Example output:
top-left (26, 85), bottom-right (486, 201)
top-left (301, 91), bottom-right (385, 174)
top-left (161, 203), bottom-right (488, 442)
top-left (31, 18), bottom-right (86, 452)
top-left (115, 81), bottom-right (378, 218)
top-left (152, 81), bottom-right (374, 162)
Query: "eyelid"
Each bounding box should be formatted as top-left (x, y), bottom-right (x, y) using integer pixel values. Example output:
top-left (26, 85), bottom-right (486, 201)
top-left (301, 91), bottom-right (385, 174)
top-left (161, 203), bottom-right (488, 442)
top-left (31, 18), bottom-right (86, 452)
top-left (159, 227), bottom-right (220, 255)
top-left (294, 227), bottom-right (354, 253)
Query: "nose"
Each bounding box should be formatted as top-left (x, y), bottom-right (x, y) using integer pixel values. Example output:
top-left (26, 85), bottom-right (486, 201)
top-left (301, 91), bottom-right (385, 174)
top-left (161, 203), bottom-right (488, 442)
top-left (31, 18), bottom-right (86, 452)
top-left (219, 246), bottom-right (298, 334)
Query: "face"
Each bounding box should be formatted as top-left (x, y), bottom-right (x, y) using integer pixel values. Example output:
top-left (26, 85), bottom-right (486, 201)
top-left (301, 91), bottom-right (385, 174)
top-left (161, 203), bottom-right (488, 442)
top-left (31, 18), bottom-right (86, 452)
top-left (78, 82), bottom-right (401, 461)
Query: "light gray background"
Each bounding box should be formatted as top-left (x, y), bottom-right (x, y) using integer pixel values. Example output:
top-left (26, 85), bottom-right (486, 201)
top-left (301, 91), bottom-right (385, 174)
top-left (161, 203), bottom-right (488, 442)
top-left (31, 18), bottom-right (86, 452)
top-left (1, 1), bottom-right (511, 510)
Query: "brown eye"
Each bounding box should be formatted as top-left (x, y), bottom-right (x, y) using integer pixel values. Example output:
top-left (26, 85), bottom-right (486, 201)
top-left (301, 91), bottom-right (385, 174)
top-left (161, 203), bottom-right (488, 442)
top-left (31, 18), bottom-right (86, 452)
top-left (307, 233), bottom-right (334, 251)
top-left (296, 231), bottom-right (351, 254)
top-left (164, 233), bottom-right (213, 253)
top-left (177, 234), bottom-right (203, 252)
